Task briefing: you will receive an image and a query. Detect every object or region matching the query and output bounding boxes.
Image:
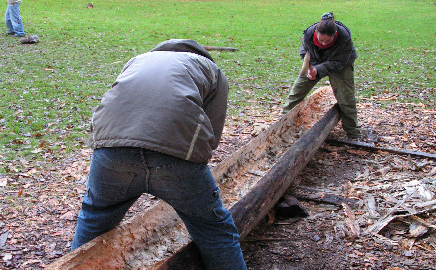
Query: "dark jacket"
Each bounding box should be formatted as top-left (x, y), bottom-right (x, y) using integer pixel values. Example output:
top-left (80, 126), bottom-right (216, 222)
top-left (88, 39), bottom-right (229, 164)
top-left (300, 21), bottom-right (357, 79)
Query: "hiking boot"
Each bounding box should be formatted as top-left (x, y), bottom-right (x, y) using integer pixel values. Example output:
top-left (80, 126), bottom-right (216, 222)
top-left (347, 133), bottom-right (362, 142)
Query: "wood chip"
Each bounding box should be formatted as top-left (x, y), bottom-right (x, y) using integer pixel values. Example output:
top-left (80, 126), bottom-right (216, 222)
top-left (365, 194), bottom-right (380, 218)
top-left (409, 223), bottom-right (428, 238)
top-left (367, 190), bottom-right (417, 234)
top-left (342, 203), bottom-right (361, 237)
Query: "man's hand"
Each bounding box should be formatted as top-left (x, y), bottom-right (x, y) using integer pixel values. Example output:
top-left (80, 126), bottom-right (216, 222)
top-left (307, 66), bottom-right (317, 80)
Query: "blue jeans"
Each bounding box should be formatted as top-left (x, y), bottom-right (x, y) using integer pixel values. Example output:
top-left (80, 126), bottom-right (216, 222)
top-left (72, 147), bottom-right (247, 270)
top-left (5, 3), bottom-right (25, 37)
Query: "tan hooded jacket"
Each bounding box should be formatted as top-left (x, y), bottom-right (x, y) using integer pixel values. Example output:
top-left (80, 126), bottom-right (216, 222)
top-left (88, 39), bottom-right (229, 164)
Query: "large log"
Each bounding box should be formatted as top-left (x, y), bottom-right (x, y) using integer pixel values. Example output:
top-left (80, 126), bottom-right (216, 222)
top-left (152, 104), bottom-right (341, 269)
top-left (233, 104), bottom-right (340, 238)
top-left (48, 86), bottom-right (337, 270)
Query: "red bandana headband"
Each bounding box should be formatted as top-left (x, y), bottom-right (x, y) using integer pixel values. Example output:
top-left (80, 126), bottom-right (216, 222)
top-left (313, 30), bottom-right (338, 49)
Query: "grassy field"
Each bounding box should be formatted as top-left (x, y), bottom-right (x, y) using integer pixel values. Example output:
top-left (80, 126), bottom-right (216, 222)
top-left (1, 0), bottom-right (435, 165)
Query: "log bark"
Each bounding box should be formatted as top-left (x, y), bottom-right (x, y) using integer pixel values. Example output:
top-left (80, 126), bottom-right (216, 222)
top-left (291, 187), bottom-right (359, 208)
top-left (153, 104), bottom-right (341, 269)
top-left (48, 86), bottom-right (337, 270)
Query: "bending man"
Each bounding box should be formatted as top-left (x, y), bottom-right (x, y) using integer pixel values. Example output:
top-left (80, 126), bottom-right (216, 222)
top-left (71, 39), bottom-right (247, 270)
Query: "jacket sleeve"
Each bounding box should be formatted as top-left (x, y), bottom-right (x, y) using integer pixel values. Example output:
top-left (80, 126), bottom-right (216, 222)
top-left (299, 42), bottom-right (307, 60)
top-left (202, 69), bottom-right (229, 150)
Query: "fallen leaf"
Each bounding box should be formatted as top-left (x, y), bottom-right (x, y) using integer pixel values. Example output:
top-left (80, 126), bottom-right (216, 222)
top-left (3, 253), bottom-right (12, 261)
top-left (0, 178), bottom-right (7, 187)
top-left (60, 211), bottom-right (76, 221)
top-left (0, 231), bottom-right (9, 248)
top-left (347, 149), bottom-right (369, 156)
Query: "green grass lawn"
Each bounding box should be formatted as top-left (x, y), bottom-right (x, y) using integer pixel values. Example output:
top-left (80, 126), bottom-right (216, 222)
top-left (1, 0), bottom-right (435, 166)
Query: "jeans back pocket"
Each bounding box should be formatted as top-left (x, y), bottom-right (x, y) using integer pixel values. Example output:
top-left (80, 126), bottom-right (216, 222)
top-left (87, 150), bottom-right (137, 202)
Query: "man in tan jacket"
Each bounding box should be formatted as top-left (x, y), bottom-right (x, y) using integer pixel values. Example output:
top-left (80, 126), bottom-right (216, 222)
top-left (72, 39), bottom-right (247, 270)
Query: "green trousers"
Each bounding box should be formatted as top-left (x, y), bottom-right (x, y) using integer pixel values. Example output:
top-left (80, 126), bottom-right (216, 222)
top-left (283, 66), bottom-right (361, 138)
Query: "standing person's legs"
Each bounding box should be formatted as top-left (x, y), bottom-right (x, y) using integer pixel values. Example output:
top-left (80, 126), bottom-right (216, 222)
top-left (5, 5), bottom-right (14, 34)
top-left (71, 147), bottom-right (147, 250)
top-left (5, 3), bottom-right (24, 37)
top-left (147, 152), bottom-right (247, 270)
top-left (282, 75), bottom-right (319, 114)
top-left (329, 66), bottom-right (361, 139)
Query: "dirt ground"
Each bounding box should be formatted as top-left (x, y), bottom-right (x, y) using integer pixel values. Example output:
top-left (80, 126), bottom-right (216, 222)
top-left (240, 102), bottom-right (436, 270)
top-left (241, 144), bottom-right (436, 270)
top-left (1, 99), bottom-right (435, 269)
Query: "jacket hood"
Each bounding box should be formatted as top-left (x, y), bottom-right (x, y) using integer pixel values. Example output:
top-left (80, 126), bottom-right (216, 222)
top-left (150, 39), bottom-right (214, 62)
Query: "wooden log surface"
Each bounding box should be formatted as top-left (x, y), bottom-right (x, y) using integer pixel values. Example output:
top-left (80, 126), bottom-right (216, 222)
top-left (153, 104), bottom-right (341, 269)
top-left (203, 46), bottom-right (238, 51)
top-left (48, 86), bottom-right (337, 270)
top-left (232, 104), bottom-right (340, 238)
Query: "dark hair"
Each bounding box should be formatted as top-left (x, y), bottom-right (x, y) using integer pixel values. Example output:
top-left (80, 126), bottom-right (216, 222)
top-left (150, 39), bottom-right (214, 62)
top-left (316, 12), bottom-right (336, 36)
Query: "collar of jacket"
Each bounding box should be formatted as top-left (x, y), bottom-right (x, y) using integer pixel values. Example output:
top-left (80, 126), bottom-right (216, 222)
top-left (313, 30), bottom-right (338, 49)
